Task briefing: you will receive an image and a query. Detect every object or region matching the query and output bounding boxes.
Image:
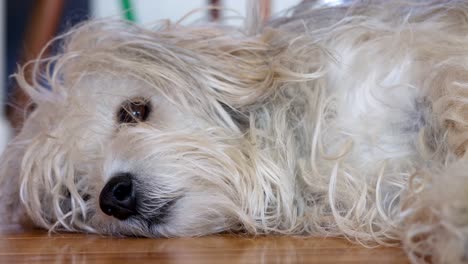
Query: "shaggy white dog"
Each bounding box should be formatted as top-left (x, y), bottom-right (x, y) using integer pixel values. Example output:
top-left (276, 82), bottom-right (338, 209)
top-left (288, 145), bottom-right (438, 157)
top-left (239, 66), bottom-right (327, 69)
top-left (1, 0), bottom-right (468, 263)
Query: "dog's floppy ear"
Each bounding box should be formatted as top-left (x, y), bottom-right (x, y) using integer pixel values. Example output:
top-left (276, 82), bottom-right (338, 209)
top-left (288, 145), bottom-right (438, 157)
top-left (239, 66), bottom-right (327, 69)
top-left (186, 28), bottom-right (282, 109)
top-left (185, 29), bottom-right (283, 131)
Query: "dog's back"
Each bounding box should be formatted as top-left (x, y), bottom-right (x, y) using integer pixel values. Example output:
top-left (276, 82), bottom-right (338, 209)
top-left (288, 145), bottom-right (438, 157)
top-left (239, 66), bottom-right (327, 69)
top-left (262, 2), bottom-right (468, 262)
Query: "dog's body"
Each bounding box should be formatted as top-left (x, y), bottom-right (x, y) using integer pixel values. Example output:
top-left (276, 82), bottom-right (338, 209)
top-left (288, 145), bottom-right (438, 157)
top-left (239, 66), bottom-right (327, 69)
top-left (2, 1), bottom-right (468, 263)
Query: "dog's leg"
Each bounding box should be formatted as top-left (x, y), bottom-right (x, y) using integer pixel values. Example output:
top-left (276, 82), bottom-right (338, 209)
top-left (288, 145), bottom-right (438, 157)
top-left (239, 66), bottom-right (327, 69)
top-left (427, 66), bottom-right (468, 157)
top-left (402, 160), bottom-right (468, 264)
top-left (405, 66), bottom-right (468, 263)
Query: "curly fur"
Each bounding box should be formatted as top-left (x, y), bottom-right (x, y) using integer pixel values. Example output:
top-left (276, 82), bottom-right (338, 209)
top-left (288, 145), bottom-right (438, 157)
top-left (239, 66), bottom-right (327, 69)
top-left (2, 1), bottom-right (468, 263)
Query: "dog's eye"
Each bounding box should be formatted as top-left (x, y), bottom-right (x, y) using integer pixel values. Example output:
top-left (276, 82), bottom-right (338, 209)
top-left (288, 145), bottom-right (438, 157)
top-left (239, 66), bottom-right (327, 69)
top-left (26, 102), bottom-right (37, 117)
top-left (117, 98), bottom-right (151, 124)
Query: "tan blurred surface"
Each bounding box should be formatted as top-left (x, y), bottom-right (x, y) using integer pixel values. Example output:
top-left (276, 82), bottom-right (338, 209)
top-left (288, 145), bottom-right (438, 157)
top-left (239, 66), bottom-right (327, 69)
top-left (0, 224), bottom-right (409, 263)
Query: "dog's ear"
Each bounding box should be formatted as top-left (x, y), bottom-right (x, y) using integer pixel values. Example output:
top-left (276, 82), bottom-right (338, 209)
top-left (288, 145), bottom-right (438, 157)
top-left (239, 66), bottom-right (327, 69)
top-left (184, 29), bottom-right (283, 131)
top-left (184, 28), bottom-right (282, 109)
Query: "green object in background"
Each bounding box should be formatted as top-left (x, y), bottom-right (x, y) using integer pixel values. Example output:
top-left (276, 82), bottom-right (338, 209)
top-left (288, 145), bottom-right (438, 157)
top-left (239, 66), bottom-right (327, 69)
top-left (121, 0), bottom-right (136, 22)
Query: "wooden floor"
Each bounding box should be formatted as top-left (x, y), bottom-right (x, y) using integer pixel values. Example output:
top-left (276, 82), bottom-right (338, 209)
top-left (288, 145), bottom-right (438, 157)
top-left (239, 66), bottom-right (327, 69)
top-left (0, 224), bottom-right (409, 263)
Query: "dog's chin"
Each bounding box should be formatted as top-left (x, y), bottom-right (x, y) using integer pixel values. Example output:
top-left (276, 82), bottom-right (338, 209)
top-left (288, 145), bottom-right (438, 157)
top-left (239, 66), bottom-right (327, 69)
top-left (90, 197), bottom-right (221, 238)
top-left (84, 196), bottom-right (179, 237)
top-left (130, 197), bottom-right (180, 232)
top-left (114, 194), bottom-right (240, 238)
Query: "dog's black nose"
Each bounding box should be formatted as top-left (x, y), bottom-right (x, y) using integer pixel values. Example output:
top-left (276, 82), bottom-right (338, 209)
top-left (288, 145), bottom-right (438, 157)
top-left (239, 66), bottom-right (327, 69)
top-left (99, 173), bottom-right (136, 220)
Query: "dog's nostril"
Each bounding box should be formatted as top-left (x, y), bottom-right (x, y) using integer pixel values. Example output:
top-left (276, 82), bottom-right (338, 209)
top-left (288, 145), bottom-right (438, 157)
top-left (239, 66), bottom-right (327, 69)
top-left (113, 181), bottom-right (132, 201)
top-left (99, 173), bottom-right (137, 220)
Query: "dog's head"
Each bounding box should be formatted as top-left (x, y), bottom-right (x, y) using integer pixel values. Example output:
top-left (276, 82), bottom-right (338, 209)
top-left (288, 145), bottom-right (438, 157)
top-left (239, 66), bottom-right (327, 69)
top-left (1, 20), bottom-right (306, 236)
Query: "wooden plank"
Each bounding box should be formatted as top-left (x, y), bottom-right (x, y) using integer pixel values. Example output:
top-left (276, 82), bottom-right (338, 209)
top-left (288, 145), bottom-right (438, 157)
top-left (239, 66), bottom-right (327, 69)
top-left (0, 225), bottom-right (409, 263)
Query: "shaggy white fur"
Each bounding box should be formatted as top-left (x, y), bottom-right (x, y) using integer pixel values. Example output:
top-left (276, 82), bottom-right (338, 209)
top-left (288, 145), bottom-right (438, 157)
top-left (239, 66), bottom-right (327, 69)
top-left (1, 0), bottom-right (468, 263)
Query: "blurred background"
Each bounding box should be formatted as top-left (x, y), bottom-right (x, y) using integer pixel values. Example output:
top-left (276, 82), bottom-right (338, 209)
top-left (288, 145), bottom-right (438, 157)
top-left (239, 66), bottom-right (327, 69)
top-left (3, 0), bottom-right (315, 154)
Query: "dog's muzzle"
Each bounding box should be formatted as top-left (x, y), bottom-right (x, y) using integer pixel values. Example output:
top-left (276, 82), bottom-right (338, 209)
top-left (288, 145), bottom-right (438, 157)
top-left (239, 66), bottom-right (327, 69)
top-left (99, 173), bottom-right (137, 220)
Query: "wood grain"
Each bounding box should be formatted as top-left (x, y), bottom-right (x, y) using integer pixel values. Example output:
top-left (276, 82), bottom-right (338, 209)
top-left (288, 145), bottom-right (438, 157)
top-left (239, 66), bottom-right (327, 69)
top-left (0, 225), bottom-right (409, 263)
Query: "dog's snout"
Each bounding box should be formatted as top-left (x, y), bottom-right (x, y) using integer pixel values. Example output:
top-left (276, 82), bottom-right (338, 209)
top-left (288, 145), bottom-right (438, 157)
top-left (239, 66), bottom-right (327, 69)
top-left (99, 173), bottom-right (136, 220)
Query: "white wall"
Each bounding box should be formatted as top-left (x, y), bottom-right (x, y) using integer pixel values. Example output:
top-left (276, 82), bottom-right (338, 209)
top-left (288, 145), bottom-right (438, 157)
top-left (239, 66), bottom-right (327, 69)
top-left (91, 0), bottom-right (302, 26)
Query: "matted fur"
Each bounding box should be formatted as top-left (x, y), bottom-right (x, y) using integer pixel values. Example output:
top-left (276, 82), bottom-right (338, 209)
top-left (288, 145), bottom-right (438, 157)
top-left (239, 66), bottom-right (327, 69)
top-left (2, 1), bottom-right (468, 263)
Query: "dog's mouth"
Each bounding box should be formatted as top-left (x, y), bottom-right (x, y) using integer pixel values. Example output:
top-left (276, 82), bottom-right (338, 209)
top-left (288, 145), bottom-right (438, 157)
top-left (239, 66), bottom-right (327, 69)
top-left (98, 173), bottom-right (181, 226)
top-left (138, 197), bottom-right (180, 228)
